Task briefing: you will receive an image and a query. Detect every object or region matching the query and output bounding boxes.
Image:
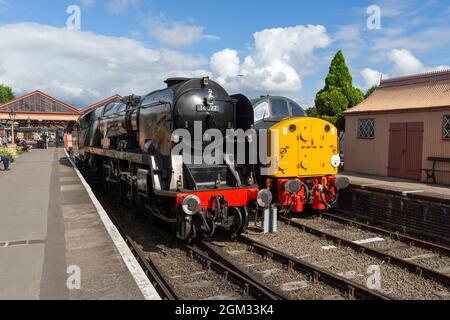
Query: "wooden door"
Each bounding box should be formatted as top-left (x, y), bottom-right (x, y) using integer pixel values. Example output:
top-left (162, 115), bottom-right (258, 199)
top-left (388, 122), bottom-right (423, 180)
top-left (404, 122), bottom-right (424, 180)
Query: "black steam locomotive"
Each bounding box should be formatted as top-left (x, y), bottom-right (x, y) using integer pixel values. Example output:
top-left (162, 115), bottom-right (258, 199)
top-left (71, 77), bottom-right (271, 240)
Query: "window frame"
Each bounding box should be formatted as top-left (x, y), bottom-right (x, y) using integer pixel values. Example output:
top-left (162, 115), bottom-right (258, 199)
top-left (270, 98), bottom-right (290, 118)
top-left (357, 118), bottom-right (376, 140)
top-left (444, 115), bottom-right (450, 140)
top-left (254, 102), bottom-right (270, 122)
top-left (290, 101), bottom-right (306, 117)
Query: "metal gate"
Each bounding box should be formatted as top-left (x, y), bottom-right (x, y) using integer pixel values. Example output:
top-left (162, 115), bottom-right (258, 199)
top-left (388, 122), bottom-right (424, 180)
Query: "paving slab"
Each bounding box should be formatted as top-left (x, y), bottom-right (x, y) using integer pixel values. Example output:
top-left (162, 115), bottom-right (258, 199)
top-left (0, 148), bottom-right (150, 300)
top-left (340, 172), bottom-right (450, 204)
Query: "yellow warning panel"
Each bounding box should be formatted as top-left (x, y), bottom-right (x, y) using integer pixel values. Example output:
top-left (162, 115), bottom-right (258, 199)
top-left (268, 117), bottom-right (340, 178)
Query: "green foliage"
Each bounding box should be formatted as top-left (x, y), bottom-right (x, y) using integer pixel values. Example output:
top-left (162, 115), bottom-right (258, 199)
top-left (0, 147), bottom-right (18, 163)
top-left (314, 50), bottom-right (364, 131)
top-left (0, 84), bottom-right (15, 104)
top-left (365, 85), bottom-right (378, 99)
top-left (305, 107), bottom-right (318, 117)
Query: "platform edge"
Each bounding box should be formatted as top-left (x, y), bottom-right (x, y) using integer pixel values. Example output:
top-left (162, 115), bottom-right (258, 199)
top-left (63, 149), bottom-right (161, 301)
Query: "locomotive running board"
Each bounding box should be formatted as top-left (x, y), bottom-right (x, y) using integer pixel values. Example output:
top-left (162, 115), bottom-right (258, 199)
top-left (85, 147), bottom-right (178, 197)
top-left (86, 147), bottom-right (152, 166)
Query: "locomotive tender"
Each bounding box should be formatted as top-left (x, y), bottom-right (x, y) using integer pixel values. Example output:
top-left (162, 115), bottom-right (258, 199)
top-left (72, 77), bottom-right (271, 240)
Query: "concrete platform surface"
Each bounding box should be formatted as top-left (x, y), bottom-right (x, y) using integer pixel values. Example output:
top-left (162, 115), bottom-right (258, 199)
top-left (0, 148), bottom-right (152, 300)
top-left (340, 172), bottom-right (450, 204)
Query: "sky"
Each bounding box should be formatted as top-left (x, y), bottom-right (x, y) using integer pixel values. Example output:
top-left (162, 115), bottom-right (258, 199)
top-left (0, 0), bottom-right (449, 108)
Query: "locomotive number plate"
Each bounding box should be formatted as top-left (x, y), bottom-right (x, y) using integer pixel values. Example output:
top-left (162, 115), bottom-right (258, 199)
top-left (197, 105), bottom-right (219, 112)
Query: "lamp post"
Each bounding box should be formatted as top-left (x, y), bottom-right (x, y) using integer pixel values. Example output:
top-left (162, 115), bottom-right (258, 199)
top-left (9, 110), bottom-right (16, 146)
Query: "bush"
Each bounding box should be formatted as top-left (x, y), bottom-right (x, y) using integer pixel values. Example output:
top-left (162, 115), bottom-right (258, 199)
top-left (0, 147), bottom-right (18, 163)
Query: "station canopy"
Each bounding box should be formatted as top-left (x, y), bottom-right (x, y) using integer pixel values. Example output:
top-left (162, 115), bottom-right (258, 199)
top-left (0, 90), bottom-right (81, 129)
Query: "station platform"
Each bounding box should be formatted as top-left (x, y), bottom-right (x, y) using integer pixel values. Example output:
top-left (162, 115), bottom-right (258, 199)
top-left (339, 172), bottom-right (450, 205)
top-left (338, 172), bottom-right (450, 244)
top-left (0, 148), bottom-right (158, 300)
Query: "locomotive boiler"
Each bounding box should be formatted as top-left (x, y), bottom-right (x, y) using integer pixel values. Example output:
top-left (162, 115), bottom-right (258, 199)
top-left (72, 77), bottom-right (271, 240)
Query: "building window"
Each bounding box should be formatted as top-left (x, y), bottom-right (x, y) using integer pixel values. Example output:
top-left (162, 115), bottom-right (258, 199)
top-left (358, 119), bottom-right (375, 139)
top-left (444, 115), bottom-right (450, 139)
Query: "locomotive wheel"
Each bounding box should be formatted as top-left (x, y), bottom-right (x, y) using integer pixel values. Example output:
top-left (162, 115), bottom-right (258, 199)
top-left (200, 215), bottom-right (216, 239)
top-left (231, 206), bottom-right (249, 237)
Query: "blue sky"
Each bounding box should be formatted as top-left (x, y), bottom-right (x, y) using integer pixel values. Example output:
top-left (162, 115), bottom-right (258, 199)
top-left (0, 0), bottom-right (449, 108)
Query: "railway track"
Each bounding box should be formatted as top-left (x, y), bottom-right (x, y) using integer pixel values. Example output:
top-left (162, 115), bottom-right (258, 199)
top-left (105, 206), bottom-right (179, 300)
top-left (95, 190), bottom-right (287, 300)
top-left (326, 210), bottom-right (450, 256)
top-left (200, 236), bottom-right (390, 300)
top-left (279, 214), bottom-right (450, 294)
top-left (93, 188), bottom-right (390, 300)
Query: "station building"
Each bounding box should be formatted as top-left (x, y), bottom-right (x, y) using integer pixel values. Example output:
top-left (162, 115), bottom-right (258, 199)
top-left (344, 69), bottom-right (450, 185)
top-left (0, 90), bottom-right (120, 145)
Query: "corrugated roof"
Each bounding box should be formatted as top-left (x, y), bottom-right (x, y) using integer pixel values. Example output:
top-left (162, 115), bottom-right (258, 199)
top-left (0, 90), bottom-right (80, 114)
top-left (345, 69), bottom-right (450, 114)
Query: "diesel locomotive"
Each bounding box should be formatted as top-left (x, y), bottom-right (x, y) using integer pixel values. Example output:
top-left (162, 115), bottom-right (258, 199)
top-left (70, 77), bottom-right (271, 240)
top-left (253, 96), bottom-right (349, 214)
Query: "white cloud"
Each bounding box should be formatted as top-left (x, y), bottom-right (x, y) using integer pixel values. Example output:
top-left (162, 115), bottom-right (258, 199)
top-left (360, 49), bottom-right (450, 87)
top-left (388, 49), bottom-right (449, 77)
top-left (80, 0), bottom-right (96, 7)
top-left (0, 23), bottom-right (209, 107)
top-left (149, 21), bottom-right (219, 47)
top-left (108, 0), bottom-right (139, 15)
top-left (388, 49), bottom-right (424, 77)
top-left (360, 68), bottom-right (385, 89)
top-left (210, 49), bottom-right (240, 84)
top-left (211, 25), bottom-right (331, 94)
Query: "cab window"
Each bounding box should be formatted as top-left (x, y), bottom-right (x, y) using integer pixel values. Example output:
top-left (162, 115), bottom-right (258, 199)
top-left (291, 102), bottom-right (305, 117)
top-left (115, 102), bottom-right (127, 114)
top-left (104, 102), bottom-right (125, 116)
top-left (103, 102), bottom-right (118, 116)
top-left (254, 102), bottom-right (270, 122)
top-left (271, 99), bottom-right (290, 118)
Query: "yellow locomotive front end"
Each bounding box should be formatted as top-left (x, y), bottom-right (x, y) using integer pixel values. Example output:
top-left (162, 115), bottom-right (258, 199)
top-left (265, 117), bottom-right (349, 213)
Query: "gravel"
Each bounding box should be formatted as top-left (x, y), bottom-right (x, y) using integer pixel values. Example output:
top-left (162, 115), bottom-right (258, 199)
top-left (211, 240), bottom-right (348, 300)
top-left (247, 222), bottom-right (450, 300)
top-left (95, 191), bottom-right (251, 300)
top-left (298, 216), bottom-right (450, 276)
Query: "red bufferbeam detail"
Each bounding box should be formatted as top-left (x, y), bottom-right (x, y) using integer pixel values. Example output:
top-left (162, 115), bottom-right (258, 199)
top-left (176, 187), bottom-right (259, 209)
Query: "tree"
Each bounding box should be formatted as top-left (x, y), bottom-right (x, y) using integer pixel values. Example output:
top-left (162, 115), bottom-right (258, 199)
top-left (314, 50), bottom-right (364, 131)
top-left (365, 85), bottom-right (378, 99)
top-left (0, 85), bottom-right (15, 104)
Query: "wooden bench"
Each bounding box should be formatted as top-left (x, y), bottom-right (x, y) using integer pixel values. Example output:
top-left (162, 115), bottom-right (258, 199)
top-left (423, 157), bottom-right (450, 184)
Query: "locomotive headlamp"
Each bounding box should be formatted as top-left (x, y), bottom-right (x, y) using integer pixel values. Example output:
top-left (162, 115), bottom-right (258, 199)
top-left (171, 134), bottom-right (181, 144)
top-left (182, 195), bottom-right (201, 216)
top-left (285, 179), bottom-right (302, 193)
top-left (257, 189), bottom-right (273, 208)
top-left (202, 77), bottom-right (210, 87)
top-left (334, 177), bottom-right (350, 190)
top-left (331, 155), bottom-right (341, 168)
